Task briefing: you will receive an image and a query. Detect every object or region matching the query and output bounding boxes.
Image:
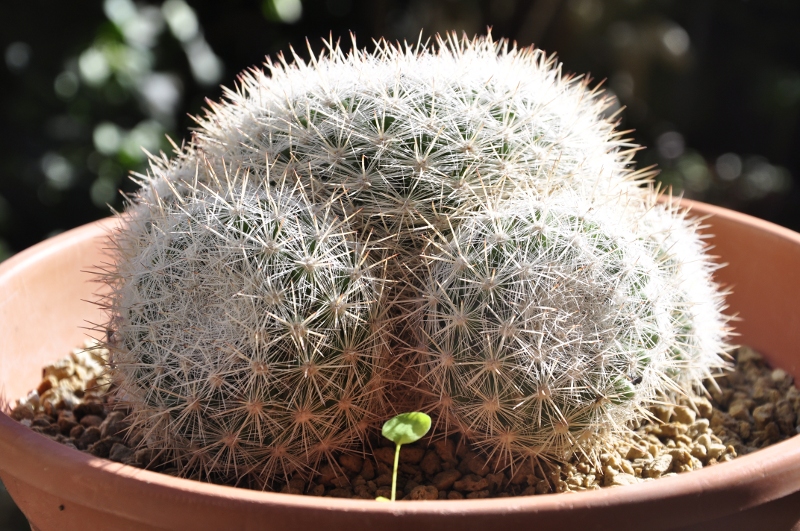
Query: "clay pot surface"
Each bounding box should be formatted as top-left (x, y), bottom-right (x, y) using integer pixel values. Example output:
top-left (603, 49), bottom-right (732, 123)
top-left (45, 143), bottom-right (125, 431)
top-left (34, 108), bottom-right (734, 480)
top-left (1, 201), bottom-right (800, 531)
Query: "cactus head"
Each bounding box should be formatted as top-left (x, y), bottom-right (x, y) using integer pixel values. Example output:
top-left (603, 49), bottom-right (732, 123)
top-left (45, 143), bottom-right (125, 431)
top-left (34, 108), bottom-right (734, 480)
top-left (192, 32), bottom-right (647, 257)
top-left (104, 172), bottom-right (389, 485)
top-left (416, 194), bottom-right (684, 463)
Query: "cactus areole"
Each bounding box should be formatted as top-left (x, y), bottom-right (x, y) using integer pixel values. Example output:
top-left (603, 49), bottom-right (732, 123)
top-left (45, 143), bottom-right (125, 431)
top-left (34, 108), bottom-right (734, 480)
top-left (101, 32), bottom-right (730, 486)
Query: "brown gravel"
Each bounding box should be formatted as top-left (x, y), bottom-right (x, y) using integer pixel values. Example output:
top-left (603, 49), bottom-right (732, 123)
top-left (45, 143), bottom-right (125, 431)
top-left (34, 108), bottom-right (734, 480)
top-left (9, 342), bottom-right (800, 500)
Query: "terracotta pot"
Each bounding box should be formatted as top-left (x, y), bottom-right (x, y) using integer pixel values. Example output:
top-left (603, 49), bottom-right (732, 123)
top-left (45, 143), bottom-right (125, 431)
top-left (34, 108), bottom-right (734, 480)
top-left (1, 200), bottom-right (800, 531)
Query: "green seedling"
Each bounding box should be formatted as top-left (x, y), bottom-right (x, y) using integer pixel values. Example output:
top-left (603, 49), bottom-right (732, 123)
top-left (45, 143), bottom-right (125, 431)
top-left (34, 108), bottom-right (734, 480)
top-left (376, 412), bottom-right (432, 501)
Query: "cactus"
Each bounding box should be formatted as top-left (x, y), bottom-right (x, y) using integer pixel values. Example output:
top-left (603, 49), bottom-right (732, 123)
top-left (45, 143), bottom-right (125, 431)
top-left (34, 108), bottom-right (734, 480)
top-left (103, 173), bottom-right (390, 484)
top-left (178, 32), bottom-right (649, 257)
top-left (101, 32), bottom-right (730, 483)
top-left (414, 193), bottom-right (725, 463)
top-left (641, 198), bottom-right (731, 392)
top-left (166, 30), bottom-right (659, 403)
top-left (416, 195), bottom-right (728, 464)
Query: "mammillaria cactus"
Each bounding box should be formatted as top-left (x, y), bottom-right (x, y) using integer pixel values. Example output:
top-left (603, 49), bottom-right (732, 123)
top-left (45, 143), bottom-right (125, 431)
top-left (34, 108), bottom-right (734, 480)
top-left (174, 30), bottom-right (660, 399)
top-left (642, 198), bottom-right (731, 392)
top-left (103, 175), bottom-right (390, 484)
top-left (180, 32), bottom-right (649, 255)
top-left (101, 32), bottom-right (730, 485)
top-left (416, 194), bottom-right (673, 461)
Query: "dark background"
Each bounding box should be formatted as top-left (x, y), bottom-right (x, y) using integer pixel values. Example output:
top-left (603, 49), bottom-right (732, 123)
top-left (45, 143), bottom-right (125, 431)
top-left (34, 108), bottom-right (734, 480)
top-left (1, 0), bottom-right (798, 527)
top-left (1, 0), bottom-right (799, 265)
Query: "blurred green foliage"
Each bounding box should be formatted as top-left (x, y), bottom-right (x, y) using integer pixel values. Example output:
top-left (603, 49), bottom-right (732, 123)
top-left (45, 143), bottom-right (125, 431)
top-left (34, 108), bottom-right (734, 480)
top-left (1, 0), bottom-right (798, 264)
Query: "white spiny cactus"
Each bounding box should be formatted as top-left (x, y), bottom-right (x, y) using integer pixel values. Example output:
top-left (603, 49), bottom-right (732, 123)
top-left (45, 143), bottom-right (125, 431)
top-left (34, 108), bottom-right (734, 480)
top-left (181, 32), bottom-right (650, 254)
top-left (101, 32), bottom-right (731, 483)
top-left (171, 30), bottom-right (660, 395)
top-left (641, 198), bottom-right (731, 392)
top-left (104, 173), bottom-right (390, 484)
top-left (416, 194), bottom-right (684, 462)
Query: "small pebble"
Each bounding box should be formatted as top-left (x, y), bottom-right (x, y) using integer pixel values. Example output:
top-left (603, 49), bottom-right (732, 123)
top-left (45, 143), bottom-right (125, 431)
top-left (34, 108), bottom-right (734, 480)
top-left (338, 454), bottom-right (363, 475)
top-left (57, 410), bottom-right (78, 434)
top-left (462, 452), bottom-right (491, 476)
top-left (737, 346), bottom-right (762, 364)
top-left (642, 454), bottom-right (673, 479)
top-left (99, 411), bottom-right (128, 438)
top-left (109, 443), bottom-right (135, 463)
top-left (453, 474), bottom-right (489, 492)
top-left (400, 447), bottom-right (426, 465)
top-left (651, 405), bottom-right (674, 423)
top-left (609, 473), bottom-right (642, 487)
top-left (752, 403), bottom-right (775, 428)
top-left (673, 407), bottom-right (696, 425)
top-left (79, 414), bottom-right (103, 428)
top-left (360, 459), bottom-right (376, 480)
top-left (330, 476), bottom-right (351, 489)
top-left (508, 461), bottom-right (534, 485)
top-left (134, 448), bottom-right (161, 468)
top-left (625, 445), bottom-right (648, 460)
top-left (420, 450), bottom-right (441, 476)
top-left (433, 439), bottom-right (457, 462)
top-left (486, 472), bottom-right (505, 491)
top-left (74, 401), bottom-right (105, 421)
top-left (375, 473), bottom-right (393, 487)
top-left (280, 484), bottom-right (303, 495)
top-left (88, 436), bottom-right (117, 458)
top-left (77, 426), bottom-right (101, 449)
top-left (728, 401), bottom-right (752, 421)
top-left (31, 416), bottom-right (53, 428)
top-left (69, 424), bottom-right (85, 439)
top-left (316, 464), bottom-right (337, 486)
top-left (373, 447), bottom-right (395, 466)
top-left (406, 485), bottom-right (438, 500)
top-left (432, 469), bottom-right (462, 491)
top-left (328, 488), bottom-right (354, 498)
top-left (11, 402), bottom-right (35, 421)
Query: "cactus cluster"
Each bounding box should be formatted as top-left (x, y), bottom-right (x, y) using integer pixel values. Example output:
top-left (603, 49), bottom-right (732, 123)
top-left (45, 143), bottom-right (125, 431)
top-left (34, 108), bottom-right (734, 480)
top-left (102, 33), bottom-right (730, 485)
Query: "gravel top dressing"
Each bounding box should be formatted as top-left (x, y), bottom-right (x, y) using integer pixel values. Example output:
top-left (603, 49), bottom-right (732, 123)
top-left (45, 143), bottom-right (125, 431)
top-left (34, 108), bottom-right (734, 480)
top-left (9, 344), bottom-right (800, 500)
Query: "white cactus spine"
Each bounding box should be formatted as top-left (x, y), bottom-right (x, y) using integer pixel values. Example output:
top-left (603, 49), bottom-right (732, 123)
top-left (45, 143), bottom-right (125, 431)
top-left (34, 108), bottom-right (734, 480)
top-left (188, 32), bottom-right (649, 254)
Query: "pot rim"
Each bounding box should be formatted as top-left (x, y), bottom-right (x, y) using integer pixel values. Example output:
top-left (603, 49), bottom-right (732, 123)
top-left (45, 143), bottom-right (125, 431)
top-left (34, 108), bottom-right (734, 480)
top-left (1, 200), bottom-right (800, 527)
